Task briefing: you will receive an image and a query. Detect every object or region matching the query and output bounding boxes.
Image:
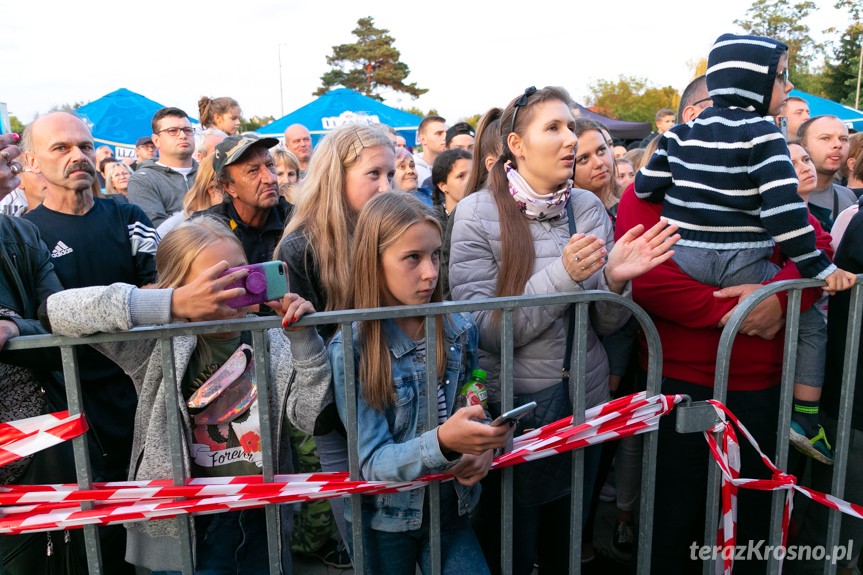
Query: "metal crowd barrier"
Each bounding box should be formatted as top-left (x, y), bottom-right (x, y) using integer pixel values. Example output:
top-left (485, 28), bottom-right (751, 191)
top-left (3, 290), bottom-right (663, 575)
top-left (673, 277), bottom-right (863, 575)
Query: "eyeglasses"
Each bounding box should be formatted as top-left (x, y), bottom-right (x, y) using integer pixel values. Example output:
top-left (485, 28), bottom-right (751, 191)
top-left (156, 127), bottom-right (195, 137)
top-left (776, 69), bottom-right (789, 85)
top-left (692, 97), bottom-right (713, 108)
top-left (510, 86), bottom-right (537, 133)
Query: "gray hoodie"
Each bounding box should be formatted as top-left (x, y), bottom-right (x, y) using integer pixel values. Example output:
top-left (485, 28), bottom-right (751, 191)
top-left (127, 158), bottom-right (198, 227)
top-left (46, 283), bottom-right (331, 571)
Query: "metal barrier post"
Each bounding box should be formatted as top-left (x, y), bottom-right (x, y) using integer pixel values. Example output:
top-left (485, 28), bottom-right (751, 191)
top-left (60, 346), bottom-right (103, 575)
top-left (568, 302), bottom-right (588, 574)
top-left (425, 316), bottom-right (442, 575)
top-left (634, 302), bottom-right (665, 575)
top-left (341, 322), bottom-right (365, 575)
top-left (252, 329), bottom-right (283, 575)
top-left (824, 282), bottom-right (863, 575)
top-left (767, 289), bottom-right (802, 575)
top-left (159, 338), bottom-right (195, 575)
top-left (500, 308), bottom-right (514, 575)
top-left (4, 290), bottom-right (667, 575)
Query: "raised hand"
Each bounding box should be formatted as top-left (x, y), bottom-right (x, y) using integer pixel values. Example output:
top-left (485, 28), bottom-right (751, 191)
top-left (278, 293), bottom-right (316, 330)
top-left (605, 220), bottom-right (680, 293)
top-left (0, 134), bottom-right (23, 199)
top-left (170, 260), bottom-right (249, 322)
top-left (562, 233), bottom-right (607, 283)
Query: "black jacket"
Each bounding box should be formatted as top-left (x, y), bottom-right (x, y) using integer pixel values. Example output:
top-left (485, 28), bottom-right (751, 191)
top-left (824, 202), bottom-right (863, 430)
top-left (197, 197), bottom-right (293, 266)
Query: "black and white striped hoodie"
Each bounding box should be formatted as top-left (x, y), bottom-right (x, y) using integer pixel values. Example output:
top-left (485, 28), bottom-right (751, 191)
top-left (635, 33), bottom-right (836, 280)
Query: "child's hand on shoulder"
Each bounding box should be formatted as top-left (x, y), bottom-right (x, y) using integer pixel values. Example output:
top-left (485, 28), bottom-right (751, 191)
top-left (277, 293), bottom-right (315, 331)
top-left (437, 404), bottom-right (512, 456)
top-left (449, 450), bottom-right (494, 486)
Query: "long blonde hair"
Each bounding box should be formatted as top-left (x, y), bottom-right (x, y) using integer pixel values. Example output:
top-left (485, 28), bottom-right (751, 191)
top-left (156, 216), bottom-right (244, 288)
top-left (156, 217), bottom-right (246, 363)
top-left (182, 155), bottom-right (220, 217)
top-left (349, 192), bottom-right (448, 411)
top-left (276, 124), bottom-right (394, 311)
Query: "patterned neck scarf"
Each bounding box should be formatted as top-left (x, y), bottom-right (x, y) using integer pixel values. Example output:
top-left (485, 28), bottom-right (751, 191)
top-left (505, 163), bottom-right (571, 221)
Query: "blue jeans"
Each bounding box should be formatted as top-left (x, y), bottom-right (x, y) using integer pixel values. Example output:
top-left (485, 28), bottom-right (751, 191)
top-left (346, 481), bottom-right (489, 575)
top-left (673, 244), bottom-right (827, 386)
top-left (152, 508), bottom-right (271, 575)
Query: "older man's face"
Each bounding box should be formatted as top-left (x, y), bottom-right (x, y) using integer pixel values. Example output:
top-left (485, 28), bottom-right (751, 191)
top-left (224, 147), bottom-right (280, 215)
top-left (136, 142), bottom-right (157, 161)
top-left (30, 113), bottom-right (97, 193)
top-left (284, 125), bottom-right (312, 164)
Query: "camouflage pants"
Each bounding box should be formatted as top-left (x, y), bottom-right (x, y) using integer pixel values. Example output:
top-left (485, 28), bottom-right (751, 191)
top-left (288, 421), bottom-right (337, 554)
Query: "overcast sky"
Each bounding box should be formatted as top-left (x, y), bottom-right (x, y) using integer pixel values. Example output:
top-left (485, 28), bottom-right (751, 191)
top-left (3, 0), bottom-right (851, 126)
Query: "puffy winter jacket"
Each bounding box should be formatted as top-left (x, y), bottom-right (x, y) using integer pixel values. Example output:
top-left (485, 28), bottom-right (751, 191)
top-left (449, 188), bottom-right (631, 409)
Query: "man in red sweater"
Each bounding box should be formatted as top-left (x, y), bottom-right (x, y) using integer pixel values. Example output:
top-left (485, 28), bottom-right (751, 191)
top-left (616, 185), bottom-right (829, 573)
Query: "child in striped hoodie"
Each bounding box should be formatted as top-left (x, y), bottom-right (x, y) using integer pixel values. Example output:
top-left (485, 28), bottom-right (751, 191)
top-left (635, 33), bottom-right (857, 464)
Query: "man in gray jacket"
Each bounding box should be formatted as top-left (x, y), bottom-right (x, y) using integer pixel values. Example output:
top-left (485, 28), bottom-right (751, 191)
top-left (128, 107), bottom-right (198, 227)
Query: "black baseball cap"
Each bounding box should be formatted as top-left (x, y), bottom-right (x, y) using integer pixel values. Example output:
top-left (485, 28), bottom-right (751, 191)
top-left (446, 122), bottom-right (475, 147)
top-left (135, 136), bottom-right (153, 147)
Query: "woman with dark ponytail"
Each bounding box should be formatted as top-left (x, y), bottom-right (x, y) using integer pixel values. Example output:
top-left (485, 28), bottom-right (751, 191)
top-left (449, 86), bottom-right (678, 573)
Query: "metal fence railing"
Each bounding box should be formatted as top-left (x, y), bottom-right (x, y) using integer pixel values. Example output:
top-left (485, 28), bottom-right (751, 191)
top-left (5, 278), bottom-right (863, 574)
top-left (671, 277), bottom-right (863, 575)
top-left (4, 290), bottom-right (663, 575)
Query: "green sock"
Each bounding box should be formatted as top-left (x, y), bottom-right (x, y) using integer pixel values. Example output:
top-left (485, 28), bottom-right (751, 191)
top-left (792, 399), bottom-right (820, 437)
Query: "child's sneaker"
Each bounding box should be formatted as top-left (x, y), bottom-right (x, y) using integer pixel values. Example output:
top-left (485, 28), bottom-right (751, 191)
top-left (790, 421), bottom-right (834, 465)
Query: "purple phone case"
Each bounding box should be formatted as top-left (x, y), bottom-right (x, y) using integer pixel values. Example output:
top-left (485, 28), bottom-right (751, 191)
top-left (218, 262), bottom-right (288, 308)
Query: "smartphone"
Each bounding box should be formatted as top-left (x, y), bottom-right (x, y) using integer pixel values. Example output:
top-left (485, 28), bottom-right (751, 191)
top-left (490, 402), bottom-right (537, 427)
top-left (777, 116), bottom-right (789, 139)
top-left (218, 261), bottom-right (289, 309)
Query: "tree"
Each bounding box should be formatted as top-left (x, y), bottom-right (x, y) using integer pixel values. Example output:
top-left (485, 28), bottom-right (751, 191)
top-left (822, 2), bottom-right (862, 107)
top-left (584, 76), bottom-right (680, 124)
top-left (314, 17), bottom-right (427, 101)
top-left (240, 115), bottom-right (275, 133)
top-left (47, 101), bottom-right (88, 113)
top-left (397, 105), bottom-right (439, 118)
top-left (9, 116), bottom-right (25, 136)
top-left (734, 0), bottom-right (820, 82)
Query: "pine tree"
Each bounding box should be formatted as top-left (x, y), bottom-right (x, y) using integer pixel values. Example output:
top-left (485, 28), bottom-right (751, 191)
top-left (314, 17), bottom-right (428, 101)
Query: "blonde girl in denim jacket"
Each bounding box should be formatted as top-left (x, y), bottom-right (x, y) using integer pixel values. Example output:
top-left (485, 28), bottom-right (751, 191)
top-left (329, 193), bottom-right (512, 575)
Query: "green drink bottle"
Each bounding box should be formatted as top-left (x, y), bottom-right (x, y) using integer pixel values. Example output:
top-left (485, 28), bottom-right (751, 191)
top-left (455, 369), bottom-right (488, 410)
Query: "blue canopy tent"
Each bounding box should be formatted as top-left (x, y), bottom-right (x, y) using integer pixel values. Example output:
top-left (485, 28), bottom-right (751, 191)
top-left (75, 88), bottom-right (197, 160)
top-left (256, 88), bottom-right (423, 146)
top-left (791, 90), bottom-right (863, 131)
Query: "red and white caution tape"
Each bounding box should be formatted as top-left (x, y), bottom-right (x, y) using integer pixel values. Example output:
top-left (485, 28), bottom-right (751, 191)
top-left (704, 400), bottom-right (863, 575)
top-left (0, 392), bottom-right (680, 534)
top-left (0, 411), bottom-right (87, 470)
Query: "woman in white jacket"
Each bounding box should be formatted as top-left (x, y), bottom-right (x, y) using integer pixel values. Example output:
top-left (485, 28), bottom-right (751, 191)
top-left (448, 86), bottom-right (678, 573)
top-left (46, 216), bottom-right (330, 574)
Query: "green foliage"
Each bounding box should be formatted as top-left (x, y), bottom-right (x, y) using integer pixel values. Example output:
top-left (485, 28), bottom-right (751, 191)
top-left (240, 115), bottom-right (276, 132)
top-left (397, 105), bottom-right (439, 118)
top-left (47, 101), bottom-right (88, 113)
top-left (315, 17), bottom-right (428, 101)
top-left (734, 0), bottom-right (820, 82)
top-left (463, 114), bottom-right (482, 130)
top-left (821, 2), bottom-right (862, 107)
top-left (9, 116), bottom-right (25, 135)
top-left (584, 75), bottom-right (680, 125)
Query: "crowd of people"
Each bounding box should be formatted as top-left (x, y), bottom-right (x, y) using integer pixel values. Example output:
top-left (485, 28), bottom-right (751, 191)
top-left (1, 30), bottom-right (863, 575)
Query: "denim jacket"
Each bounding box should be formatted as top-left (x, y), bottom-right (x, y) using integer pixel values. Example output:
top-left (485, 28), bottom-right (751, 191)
top-left (330, 311), bottom-right (481, 533)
